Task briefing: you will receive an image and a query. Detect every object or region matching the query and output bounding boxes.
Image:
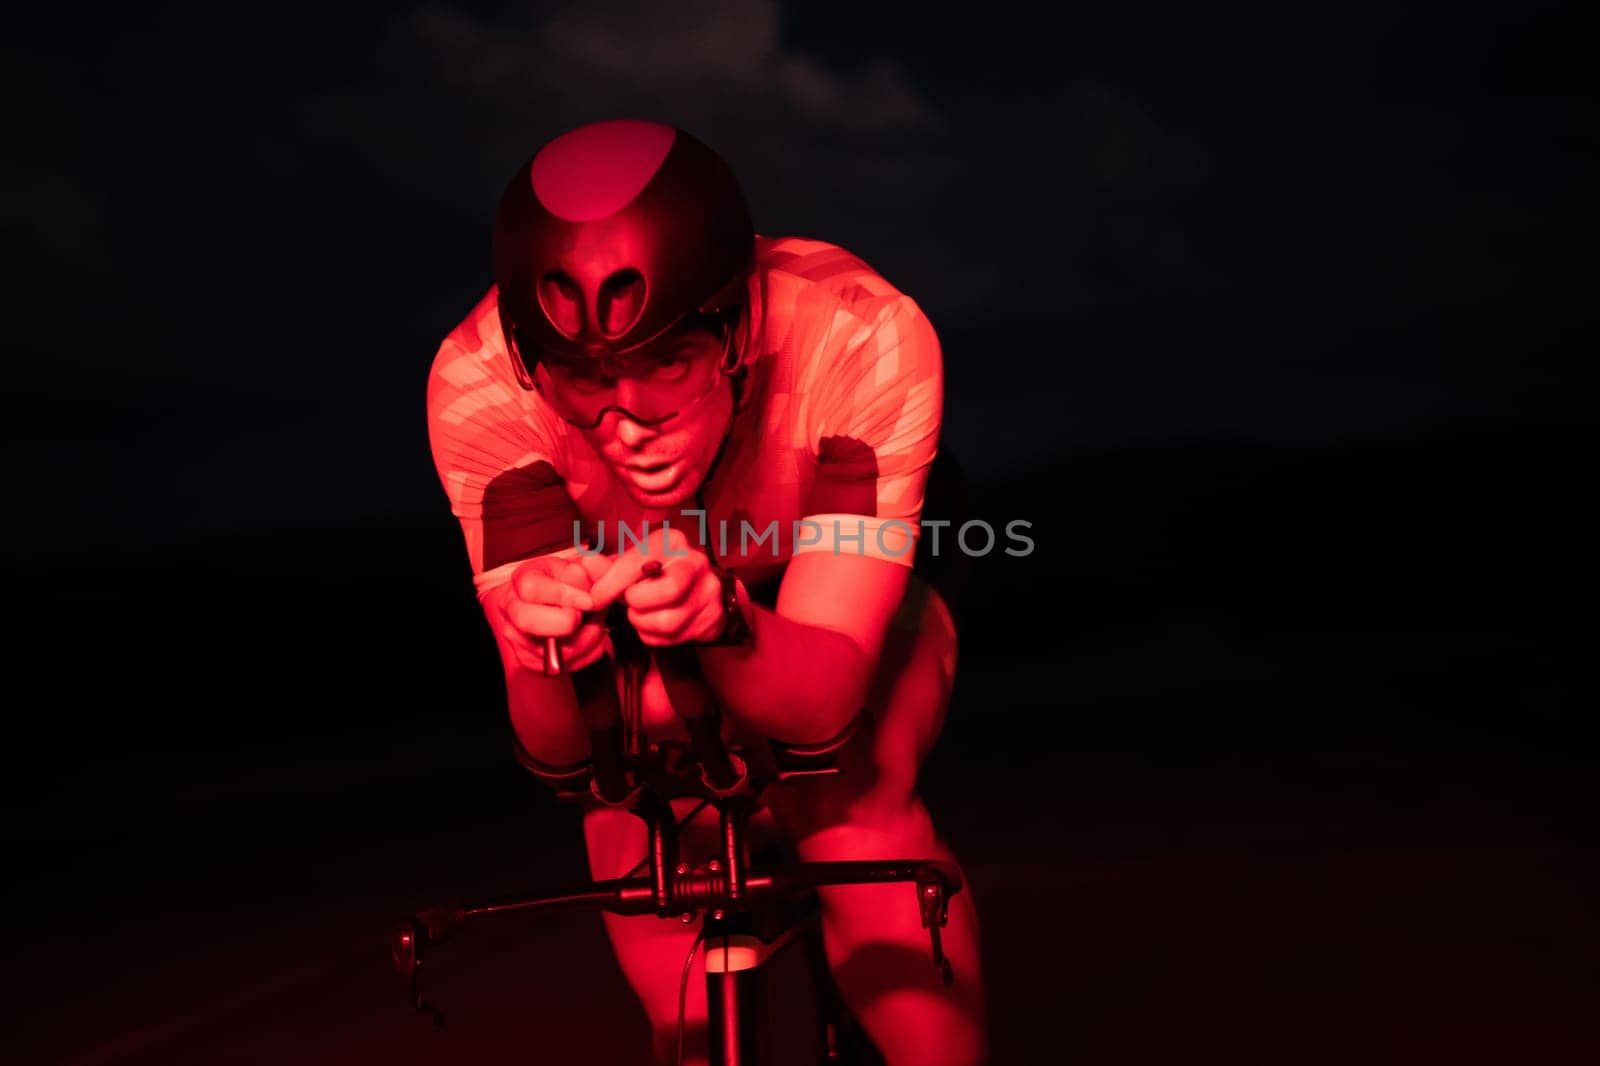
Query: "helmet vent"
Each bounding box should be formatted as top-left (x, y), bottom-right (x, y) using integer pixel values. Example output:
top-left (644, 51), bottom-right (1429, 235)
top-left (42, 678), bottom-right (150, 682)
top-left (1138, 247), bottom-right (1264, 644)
top-left (597, 268), bottom-right (646, 339)
top-left (538, 272), bottom-right (585, 339)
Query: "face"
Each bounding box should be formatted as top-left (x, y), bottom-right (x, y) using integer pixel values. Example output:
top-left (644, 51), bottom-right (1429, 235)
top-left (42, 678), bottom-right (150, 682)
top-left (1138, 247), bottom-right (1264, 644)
top-left (549, 326), bottom-right (735, 508)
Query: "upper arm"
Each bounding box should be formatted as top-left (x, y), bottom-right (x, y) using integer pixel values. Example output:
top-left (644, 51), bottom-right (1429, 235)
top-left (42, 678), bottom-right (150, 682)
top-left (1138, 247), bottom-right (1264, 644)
top-left (775, 551), bottom-right (912, 674)
top-left (428, 317), bottom-right (594, 761)
top-left (777, 294), bottom-right (943, 664)
top-left (427, 336), bottom-right (578, 585)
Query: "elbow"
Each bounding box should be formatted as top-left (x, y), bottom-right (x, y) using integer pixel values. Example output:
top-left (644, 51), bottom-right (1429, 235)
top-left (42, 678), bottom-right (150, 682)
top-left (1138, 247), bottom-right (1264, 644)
top-left (822, 690), bottom-right (869, 745)
top-left (703, 612), bottom-right (876, 746)
top-left (781, 635), bottom-right (873, 745)
top-left (779, 689), bottom-right (863, 747)
top-left (731, 678), bottom-right (860, 747)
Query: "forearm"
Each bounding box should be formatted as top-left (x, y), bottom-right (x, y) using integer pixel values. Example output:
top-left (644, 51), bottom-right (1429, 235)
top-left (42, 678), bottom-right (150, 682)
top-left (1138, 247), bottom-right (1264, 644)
top-left (695, 603), bottom-right (870, 746)
top-left (484, 578), bottom-right (591, 765)
top-left (504, 662), bottom-right (591, 766)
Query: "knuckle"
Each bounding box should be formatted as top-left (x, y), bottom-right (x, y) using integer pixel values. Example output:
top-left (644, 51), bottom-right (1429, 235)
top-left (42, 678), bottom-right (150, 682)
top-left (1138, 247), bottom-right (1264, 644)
top-left (512, 557), bottom-right (552, 584)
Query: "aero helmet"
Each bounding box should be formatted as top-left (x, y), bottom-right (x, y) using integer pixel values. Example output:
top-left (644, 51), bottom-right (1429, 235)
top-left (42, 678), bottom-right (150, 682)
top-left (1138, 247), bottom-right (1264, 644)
top-left (492, 119), bottom-right (755, 390)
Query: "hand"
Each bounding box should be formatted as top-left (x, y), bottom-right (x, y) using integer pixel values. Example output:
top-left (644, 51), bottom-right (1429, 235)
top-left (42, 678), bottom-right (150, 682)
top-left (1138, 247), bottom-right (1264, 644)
top-left (587, 527), bottom-right (726, 646)
top-left (493, 551), bottom-right (610, 674)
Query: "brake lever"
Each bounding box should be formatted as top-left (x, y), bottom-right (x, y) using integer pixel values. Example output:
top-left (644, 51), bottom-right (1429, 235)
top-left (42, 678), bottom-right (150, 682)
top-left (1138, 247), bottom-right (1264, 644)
top-left (392, 907), bottom-right (464, 1026)
top-left (916, 872), bottom-right (955, 986)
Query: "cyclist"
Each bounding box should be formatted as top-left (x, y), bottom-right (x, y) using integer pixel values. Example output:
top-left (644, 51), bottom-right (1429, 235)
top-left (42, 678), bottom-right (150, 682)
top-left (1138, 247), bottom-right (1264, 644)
top-left (426, 119), bottom-right (987, 1065)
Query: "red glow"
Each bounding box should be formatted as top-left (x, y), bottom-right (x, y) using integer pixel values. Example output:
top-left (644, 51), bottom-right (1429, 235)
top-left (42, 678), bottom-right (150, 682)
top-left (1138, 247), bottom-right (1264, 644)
top-left (531, 119), bottom-right (676, 222)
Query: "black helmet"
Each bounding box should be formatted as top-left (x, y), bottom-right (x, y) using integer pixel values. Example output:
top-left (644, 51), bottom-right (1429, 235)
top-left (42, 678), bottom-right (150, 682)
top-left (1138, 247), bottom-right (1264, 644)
top-left (492, 119), bottom-right (755, 389)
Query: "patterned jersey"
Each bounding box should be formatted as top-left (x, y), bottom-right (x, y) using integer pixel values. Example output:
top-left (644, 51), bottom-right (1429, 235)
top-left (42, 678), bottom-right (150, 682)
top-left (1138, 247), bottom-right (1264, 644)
top-left (426, 236), bottom-right (944, 604)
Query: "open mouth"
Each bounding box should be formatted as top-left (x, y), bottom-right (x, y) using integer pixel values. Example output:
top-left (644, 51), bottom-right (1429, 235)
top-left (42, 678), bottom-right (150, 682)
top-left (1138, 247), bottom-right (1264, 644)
top-left (622, 458), bottom-right (680, 492)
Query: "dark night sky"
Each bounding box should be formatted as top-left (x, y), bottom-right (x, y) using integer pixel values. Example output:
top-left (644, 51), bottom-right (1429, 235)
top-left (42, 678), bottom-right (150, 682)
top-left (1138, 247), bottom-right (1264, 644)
top-left (5, 0), bottom-right (1591, 562)
top-left (7, 13), bottom-right (1596, 1059)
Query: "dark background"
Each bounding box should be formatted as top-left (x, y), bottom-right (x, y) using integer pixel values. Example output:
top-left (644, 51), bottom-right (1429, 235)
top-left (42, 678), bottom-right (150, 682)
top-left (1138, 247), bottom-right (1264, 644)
top-left (7, 2), bottom-right (1595, 1063)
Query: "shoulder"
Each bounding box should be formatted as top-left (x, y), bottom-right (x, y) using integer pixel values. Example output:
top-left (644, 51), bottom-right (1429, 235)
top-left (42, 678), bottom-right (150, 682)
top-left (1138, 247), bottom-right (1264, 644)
top-left (428, 286), bottom-right (514, 409)
top-left (444, 285), bottom-right (509, 360)
top-left (428, 286), bottom-right (549, 432)
top-left (427, 286), bottom-right (565, 471)
top-left (749, 240), bottom-right (941, 454)
top-left (754, 236), bottom-right (939, 379)
top-left (757, 236), bottom-right (913, 320)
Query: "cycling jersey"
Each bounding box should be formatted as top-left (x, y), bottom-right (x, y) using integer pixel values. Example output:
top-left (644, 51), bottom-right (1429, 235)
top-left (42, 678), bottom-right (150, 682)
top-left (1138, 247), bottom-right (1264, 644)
top-left (427, 236), bottom-right (943, 602)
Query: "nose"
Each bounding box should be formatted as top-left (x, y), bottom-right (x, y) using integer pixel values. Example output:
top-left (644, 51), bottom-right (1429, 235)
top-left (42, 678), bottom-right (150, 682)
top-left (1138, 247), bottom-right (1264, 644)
top-left (611, 409), bottom-right (656, 450)
top-left (608, 379), bottom-right (659, 447)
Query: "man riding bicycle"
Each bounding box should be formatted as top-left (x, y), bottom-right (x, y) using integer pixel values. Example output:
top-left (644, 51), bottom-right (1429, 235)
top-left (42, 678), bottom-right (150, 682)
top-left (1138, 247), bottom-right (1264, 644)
top-left (426, 118), bottom-right (987, 1065)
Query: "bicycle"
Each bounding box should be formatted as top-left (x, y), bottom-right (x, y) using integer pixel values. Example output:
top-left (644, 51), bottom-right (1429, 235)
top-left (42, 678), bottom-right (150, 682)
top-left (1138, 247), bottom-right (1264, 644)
top-left (390, 602), bottom-right (962, 1065)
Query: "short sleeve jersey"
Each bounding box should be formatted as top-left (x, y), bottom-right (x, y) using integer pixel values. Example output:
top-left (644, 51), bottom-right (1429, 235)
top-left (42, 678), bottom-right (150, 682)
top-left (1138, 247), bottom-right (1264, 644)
top-left (426, 236), bottom-right (943, 601)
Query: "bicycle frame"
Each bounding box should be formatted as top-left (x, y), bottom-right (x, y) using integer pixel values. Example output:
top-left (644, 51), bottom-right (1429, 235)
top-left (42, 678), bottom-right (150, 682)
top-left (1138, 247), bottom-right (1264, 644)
top-left (392, 611), bottom-right (960, 1064)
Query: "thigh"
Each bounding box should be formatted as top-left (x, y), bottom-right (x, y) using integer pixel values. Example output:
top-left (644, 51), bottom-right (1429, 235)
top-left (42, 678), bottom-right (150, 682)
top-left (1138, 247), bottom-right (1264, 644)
top-left (582, 800), bottom-right (712, 1037)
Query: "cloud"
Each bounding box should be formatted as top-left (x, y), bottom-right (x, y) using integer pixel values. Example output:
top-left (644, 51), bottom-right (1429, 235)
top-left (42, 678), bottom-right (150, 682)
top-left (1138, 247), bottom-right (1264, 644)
top-left (1067, 81), bottom-right (1211, 189)
top-left (2, 155), bottom-right (111, 271)
top-left (539, 1), bottom-right (781, 85)
top-left (4, 49), bottom-right (119, 294)
top-left (290, 0), bottom-right (947, 209)
top-left (234, 0), bottom-right (998, 323)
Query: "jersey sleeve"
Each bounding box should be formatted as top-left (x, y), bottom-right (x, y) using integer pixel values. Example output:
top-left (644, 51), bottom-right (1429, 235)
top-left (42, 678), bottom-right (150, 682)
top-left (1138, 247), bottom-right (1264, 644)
top-left (800, 293), bottom-right (944, 567)
top-left (426, 333), bottom-right (581, 596)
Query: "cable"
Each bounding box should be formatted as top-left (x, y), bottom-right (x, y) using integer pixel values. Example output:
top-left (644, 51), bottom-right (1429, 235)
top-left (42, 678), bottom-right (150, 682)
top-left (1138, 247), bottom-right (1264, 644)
top-left (675, 926), bottom-right (707, 1066)
top-left (641, 795), bottom-right (714, 1065)
top-left (620, 798), bottom-right (712, 879)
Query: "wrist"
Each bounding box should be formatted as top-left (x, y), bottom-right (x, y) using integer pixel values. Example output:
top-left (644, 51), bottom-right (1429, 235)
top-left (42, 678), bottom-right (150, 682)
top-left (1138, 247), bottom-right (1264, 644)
top-left (697, 565), bottom-right (754, 649)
